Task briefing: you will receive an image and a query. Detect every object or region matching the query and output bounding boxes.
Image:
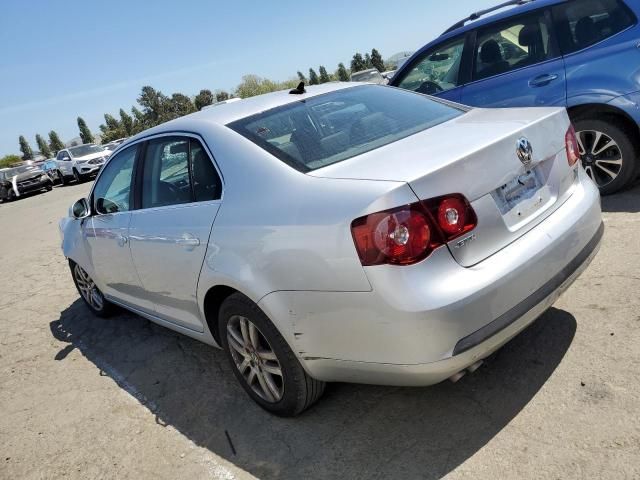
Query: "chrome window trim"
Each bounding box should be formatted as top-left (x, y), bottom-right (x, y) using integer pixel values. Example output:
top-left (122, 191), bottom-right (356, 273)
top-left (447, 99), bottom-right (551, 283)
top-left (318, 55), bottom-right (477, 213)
top-left (89, 130), bottom-right (225, 215)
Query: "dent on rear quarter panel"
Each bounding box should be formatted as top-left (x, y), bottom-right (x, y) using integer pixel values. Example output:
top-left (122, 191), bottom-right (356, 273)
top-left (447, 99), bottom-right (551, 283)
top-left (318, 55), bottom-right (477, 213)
top-left (195, 124), bottom-right (418, 343)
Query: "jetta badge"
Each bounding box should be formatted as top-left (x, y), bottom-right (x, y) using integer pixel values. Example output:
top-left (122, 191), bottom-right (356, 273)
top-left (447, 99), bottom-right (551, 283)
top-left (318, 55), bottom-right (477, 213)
top-left (516, 137), bottom-right (533, 168)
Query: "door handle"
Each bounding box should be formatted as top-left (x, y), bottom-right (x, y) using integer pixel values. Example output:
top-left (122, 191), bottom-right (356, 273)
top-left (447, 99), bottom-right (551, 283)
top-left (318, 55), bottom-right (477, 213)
top-left (176, 233), bottom-right (200, 250)
top-left (117, 235), bottom-right (128, 247)
top-left (529, 74), bottom-right (559, 87)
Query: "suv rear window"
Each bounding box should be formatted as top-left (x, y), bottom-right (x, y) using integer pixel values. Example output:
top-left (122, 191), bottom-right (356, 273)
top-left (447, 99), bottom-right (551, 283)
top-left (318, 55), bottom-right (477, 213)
top-left (227, 85), bottom-right (463, 172)
top-left (553, 0), bottom-right (636, 54)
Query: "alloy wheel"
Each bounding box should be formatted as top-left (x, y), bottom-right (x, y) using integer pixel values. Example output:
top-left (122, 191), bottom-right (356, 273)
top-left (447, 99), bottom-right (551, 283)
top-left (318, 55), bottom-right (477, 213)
top-left (73, 264), bottom-right (104, 311)
top-left (226, 315), bottom-right (284, 403)
top-left (576, 129), bottom-right (623, 188)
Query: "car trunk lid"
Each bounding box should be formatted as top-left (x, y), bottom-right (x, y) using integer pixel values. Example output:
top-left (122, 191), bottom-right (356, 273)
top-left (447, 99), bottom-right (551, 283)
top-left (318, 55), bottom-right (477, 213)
top-left (310, 106), bottom-right (577, 266)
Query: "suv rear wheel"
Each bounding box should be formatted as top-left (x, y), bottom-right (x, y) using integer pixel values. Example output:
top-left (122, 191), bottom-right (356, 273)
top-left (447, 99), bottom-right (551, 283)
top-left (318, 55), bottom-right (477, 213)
top-left (574, 118), bottom-right (637, 195)
top-left (219, 293), bottom-right (325, 416)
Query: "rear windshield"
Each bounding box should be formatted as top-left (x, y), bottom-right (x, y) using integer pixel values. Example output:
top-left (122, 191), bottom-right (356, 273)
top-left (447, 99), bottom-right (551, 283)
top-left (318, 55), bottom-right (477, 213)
top-left (227, 85), bottom-right (464, 172)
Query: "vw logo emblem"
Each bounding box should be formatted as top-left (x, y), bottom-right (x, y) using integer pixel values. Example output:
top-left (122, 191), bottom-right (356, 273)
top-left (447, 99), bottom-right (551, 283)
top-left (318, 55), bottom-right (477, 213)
top-left (516, 137), bottom-right (533, 168)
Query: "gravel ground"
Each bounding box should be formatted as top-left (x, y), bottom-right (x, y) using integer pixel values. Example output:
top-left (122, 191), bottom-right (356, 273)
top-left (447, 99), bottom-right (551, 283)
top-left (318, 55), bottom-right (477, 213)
top-left (0, 180), bottom-right (639, 480)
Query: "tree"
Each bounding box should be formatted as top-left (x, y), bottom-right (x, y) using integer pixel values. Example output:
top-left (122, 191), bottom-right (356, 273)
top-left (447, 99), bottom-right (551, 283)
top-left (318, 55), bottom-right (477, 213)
top-left (371, 48), bottom-right (385, 72)
top-left (119, 109), bottom-right (134, 136)
top-left (215, 90), bottom-right (230, 102)
top-left (235, 75), bottom-right (298, 98)
top-left (337, 63), bottom-right (350, 81)
top-left (166, 93), bottom-right (196, 120)
top-left (0, 154), bottom-right (21, 168)
top-left (297, 71), bottom-right (307, 82)
top-left (48, 131), bottom-right (65, 154)
top-left (131, 106), bottom-right (146, 133)
top-left (35, 134), bottom-right (52, 158)
top-left (18, 135), bottom-right (33, 160)
top-left (138, 85), bottom-right (169, 126)
top-left (351, 53), bottom-right (366, 73)
top-left (318, 66), bottom-right (331, 83)
top-left (77, 117), bottom-right (95, 144)
top-left (194, 89), bottom-right (214, 111)
top-left (364, 53), bottom-right (372, 69)
top-left (308, 68), bottom-right (319, 85)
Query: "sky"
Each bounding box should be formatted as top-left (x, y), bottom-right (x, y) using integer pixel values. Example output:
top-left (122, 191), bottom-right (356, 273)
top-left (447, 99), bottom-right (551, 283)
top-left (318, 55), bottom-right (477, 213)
top-left (0, 0), bottom-right (497, 156)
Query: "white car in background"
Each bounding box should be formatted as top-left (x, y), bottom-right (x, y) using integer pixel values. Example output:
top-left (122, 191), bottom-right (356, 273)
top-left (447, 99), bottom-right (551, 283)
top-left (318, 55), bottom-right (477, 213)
top-left (101, 138), bottom-right (128, 156)
top-left (56, 144), bottom-right (110, 183)
top-left (350, 68), bottom-right (388, 84)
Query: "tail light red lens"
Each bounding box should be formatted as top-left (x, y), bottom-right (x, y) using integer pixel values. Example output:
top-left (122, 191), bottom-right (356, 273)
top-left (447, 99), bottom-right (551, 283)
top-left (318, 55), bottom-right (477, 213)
top-left (351, 194), bottom-right (477, 266)
top-left (565, 125), bottom-right (580, 167)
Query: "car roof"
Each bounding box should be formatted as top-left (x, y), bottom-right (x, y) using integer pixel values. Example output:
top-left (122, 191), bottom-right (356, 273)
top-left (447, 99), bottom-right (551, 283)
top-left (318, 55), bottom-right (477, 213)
top-left (123, 82), bottom-right (361, 143)
top-left (442, 0), bottom-right (562, 37)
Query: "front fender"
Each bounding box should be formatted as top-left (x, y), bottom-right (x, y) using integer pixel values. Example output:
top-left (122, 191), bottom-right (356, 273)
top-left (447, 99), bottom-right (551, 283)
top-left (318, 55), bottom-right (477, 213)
top-left (59, 216), bottom-right (93, 276)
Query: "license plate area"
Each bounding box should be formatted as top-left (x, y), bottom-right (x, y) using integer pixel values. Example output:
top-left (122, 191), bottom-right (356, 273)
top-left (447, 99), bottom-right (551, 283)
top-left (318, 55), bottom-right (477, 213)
top-left (492, 167), bottom-right (552, 229)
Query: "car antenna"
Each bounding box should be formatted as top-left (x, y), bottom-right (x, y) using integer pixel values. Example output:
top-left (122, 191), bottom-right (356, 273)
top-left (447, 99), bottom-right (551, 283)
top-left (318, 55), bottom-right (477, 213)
top-left (289, 82), bottom-right (306, 95)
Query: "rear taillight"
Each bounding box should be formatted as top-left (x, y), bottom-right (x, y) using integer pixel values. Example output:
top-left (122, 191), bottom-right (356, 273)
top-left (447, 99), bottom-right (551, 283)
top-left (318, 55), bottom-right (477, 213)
top-left (351, 194), bottom-right (477, 266)
top-left (565, 125), bottom-right (580, 167)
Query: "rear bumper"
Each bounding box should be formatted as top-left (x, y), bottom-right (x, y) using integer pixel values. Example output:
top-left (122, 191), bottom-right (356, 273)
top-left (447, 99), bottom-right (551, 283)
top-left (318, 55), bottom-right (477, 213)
top-left (259, 168), bottom-right (602, 385)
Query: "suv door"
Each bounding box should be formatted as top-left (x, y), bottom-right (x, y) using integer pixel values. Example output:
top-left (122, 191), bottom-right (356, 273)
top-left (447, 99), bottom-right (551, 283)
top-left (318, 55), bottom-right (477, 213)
top-left (128, 135), bottom-right (223, 331)
top-left (552, 0), bottom-right (638, 103)
top-left (86, 144), bottom-right (154, 313)
top-left (392, 35), bottom-right (468, 102)
top-left (461, 10), bottom-right (567, 107)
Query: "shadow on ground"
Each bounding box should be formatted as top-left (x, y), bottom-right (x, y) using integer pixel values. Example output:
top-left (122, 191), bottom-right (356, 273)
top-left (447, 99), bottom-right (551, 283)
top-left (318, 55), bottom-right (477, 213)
top-left (51, 300), bottom-right (576, 480)
top-left (600, 179), bottom-right (640, 213)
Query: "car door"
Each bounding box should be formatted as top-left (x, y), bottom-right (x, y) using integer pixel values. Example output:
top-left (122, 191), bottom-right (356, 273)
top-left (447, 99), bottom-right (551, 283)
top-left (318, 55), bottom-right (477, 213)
top-left (460, 10), bottom-right (567, 108)
top-left (552, 0), bottom-right (639, 104)
top-left (392, 35), bottom-right (469, 103)
top-left (128, 134), bottom-right (223, 331)
top-left (57, 150), bottom-right (72, 176)
top-left (85, 144), bottom-right (154, 313)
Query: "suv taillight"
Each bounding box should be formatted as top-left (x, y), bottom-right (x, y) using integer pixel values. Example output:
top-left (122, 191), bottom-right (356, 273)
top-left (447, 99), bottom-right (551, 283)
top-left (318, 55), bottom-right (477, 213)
top-left (565, 125), bottom-right (580, 167)
top-left (351, 194), bottom-right (477, 266)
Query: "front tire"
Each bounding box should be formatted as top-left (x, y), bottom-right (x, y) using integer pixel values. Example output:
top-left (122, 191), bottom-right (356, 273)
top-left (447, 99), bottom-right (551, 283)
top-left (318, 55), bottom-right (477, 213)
top-left (574, 118), bottom-right (637, 195)
top-left (73, 168), bottom-right (83, 183)
top-left (219, 293), bottom-right (325, 416)
top-left (70, 261), bottom-right (113, 317)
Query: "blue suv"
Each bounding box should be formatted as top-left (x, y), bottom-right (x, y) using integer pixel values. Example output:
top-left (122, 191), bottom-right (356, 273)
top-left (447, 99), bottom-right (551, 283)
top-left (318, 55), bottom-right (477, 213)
top-left (390, 0), bottom-right (640, 194)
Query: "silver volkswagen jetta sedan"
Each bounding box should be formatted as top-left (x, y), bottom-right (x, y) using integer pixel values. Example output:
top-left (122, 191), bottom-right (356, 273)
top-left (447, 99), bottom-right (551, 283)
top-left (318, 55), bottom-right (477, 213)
top-left (60, 83), bottom-right (602, 416)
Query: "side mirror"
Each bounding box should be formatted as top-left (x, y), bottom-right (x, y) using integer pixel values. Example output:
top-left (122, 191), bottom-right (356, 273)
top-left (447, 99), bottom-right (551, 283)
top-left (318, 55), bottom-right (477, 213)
top-left (95, 197), bottom-right (119, 214)
top-left (71, 198), bottom-right (90, 219)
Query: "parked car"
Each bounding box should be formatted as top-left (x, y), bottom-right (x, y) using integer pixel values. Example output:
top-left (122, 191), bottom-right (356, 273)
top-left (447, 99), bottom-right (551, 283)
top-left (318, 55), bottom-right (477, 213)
top-left (39, 159), bottom-right (64, 185)
top-left (1, 163), bottom-right (53, 201)
top-left (56, 144), bottom-right (109, 183)
top-left (101, 138), bottom-right (127, 155)
top-left (60, 83), bottom-right (602, 416)
top-left (350, 68), bottom-right (388, 84)
top-left (390, 0), bottom-right (640, 194)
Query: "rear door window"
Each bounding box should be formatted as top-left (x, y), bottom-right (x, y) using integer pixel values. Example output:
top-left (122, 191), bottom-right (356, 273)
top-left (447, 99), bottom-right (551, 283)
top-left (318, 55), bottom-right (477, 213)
top-left (473, 12), bottom-right (555, 81)
top-left (552, 0), bottom-right (636, 54)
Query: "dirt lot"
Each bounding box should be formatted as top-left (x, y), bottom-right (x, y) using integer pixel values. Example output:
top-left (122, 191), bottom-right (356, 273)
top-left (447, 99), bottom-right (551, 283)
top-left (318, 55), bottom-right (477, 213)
top-left (0, 180), bottom-right (639, 479)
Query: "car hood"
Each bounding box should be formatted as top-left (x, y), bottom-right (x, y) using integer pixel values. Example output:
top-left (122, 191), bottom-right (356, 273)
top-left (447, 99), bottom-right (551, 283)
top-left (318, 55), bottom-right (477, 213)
top-left (15, 171), bottom-right (45, 182)
top-left (74, 151), bottom-right (107, 162)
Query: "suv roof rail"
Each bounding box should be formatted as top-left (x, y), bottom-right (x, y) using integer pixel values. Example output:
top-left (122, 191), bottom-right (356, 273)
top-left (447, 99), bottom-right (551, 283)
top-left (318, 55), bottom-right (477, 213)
top-left (442, 0), bottom-right (536, 35)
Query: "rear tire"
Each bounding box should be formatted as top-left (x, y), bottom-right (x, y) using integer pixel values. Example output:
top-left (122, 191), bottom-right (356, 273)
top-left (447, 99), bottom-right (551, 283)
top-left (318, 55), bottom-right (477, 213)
top-left (69, 260), bottom-right (113, 318)
top-left (218, 293), bottom-right (325, 416)
top-left (573, 118), bottom-right (637, 195)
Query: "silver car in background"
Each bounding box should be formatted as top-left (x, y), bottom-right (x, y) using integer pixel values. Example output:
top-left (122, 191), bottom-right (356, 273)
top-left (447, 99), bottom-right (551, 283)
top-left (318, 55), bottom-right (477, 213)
top-left (60, 83), bottom-right (602, 416)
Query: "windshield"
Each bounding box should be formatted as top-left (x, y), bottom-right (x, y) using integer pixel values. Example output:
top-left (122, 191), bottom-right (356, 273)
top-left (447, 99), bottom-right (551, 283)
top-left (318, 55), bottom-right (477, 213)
top-left (227, 85), bottom-right (463, 172)
top-left (68, 144), bottom-right (105, 158)
top-left (3, 165), bottom-right (41, 177)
